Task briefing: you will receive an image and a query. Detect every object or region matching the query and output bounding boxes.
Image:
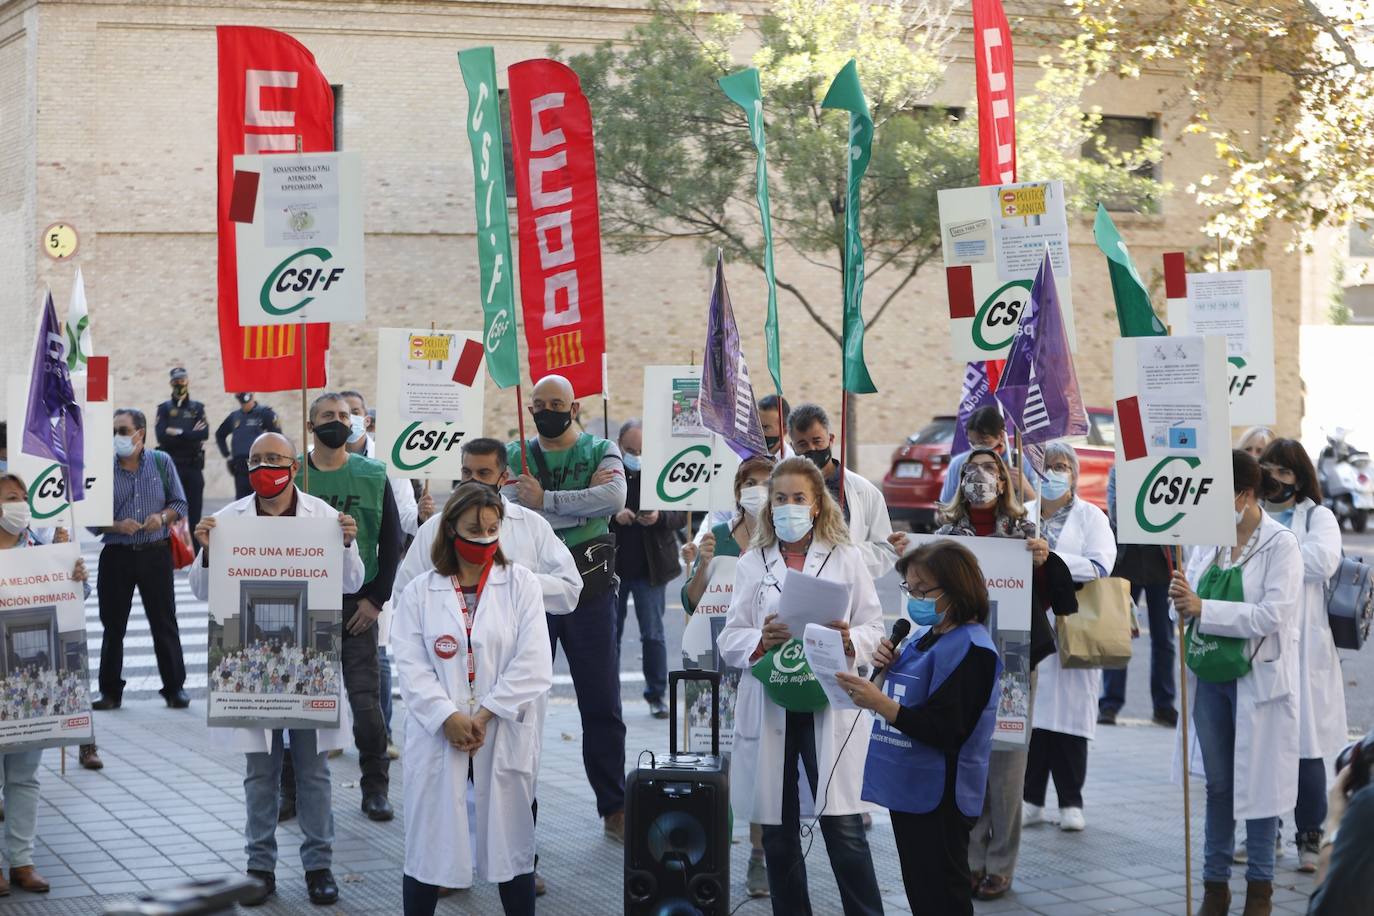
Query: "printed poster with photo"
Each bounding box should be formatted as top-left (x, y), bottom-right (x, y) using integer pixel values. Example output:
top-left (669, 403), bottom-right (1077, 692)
top-left (207, 516), bottom-right (345, 729)
top-left (0, 543), bottom-right (93, 753)
top-left (680, 555), bottom-right (738, 754)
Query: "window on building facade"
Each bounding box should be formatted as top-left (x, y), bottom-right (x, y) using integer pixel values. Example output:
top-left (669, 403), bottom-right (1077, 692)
top-left (1351, 223), bottom-right (1374, 258)
top-left (1084, 115), bottom-right (1160, 212)
top-left (331, 85), bottom-right (343, 150)
top-left (909, 104), bottom-right (966, 122)
top-left (1346, 284), bottom-right (1374, 323)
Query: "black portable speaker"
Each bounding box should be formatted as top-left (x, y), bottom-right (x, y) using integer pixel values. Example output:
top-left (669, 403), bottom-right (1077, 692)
top-left (624, 669), bottom-right (731, 915)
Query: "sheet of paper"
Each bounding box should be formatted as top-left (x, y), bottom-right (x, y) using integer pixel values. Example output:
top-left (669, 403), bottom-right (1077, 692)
top-left (994, 182), bottom-right (1070, 279)
top-left (1136, 336), bottom-right (1208, 456)
top-left (802, 623), bottom-right (857, 712)
top-left (776, 568), bottom-right (851, 633)
top-left (1186, 272), bottom-right (1250, 358)
top-left (262, 155), bottom-right (340, 247)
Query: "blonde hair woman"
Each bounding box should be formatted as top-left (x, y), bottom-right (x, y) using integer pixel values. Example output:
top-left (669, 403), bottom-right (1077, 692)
top-left (1237, 426), bottom-right (1276, 460)
top-left (718, 457), bottom-right (886, 916)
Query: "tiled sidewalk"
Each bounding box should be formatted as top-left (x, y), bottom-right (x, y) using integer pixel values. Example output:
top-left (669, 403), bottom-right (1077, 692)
top-left (2, 700), bottom-right (1323, 915)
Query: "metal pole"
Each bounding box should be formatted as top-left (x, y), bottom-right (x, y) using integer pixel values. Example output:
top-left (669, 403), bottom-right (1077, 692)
top-left (1168, 544), bottom-right (1194, 916)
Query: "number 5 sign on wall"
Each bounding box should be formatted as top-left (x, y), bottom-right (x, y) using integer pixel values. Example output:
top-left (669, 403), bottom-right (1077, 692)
top-left (42, 222), bottom-right (78, 260)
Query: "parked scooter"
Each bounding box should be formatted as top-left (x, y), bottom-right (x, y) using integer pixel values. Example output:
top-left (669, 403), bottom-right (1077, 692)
top-left (1319, 428), bottom-right (1374, 532)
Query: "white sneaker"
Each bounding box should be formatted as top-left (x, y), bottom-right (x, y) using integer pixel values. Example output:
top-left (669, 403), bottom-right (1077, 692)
top-left (1059, 807), bottom-right (1086, 832)
top-left (1022, 802), bottom-right (1046, 827)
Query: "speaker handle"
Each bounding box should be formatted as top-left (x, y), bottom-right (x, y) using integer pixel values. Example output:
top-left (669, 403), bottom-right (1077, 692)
top-left (669, 669), bottom-right (721, 757)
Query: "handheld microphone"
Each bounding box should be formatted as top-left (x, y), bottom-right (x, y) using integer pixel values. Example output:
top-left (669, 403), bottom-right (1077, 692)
top-left (869, 618), bottom-right (911, 683)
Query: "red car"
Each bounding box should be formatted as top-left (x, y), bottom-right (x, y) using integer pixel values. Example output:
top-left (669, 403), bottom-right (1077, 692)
top-left (882, 408), bottom-right (1117, 531)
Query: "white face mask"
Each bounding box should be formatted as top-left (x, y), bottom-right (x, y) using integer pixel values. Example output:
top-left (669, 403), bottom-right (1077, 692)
top-left (0, 500), bottom-right (30, 535)
top-left (772, 504), bottom-right (815, 543)
top-left (114, 434), bottom-right (136, 458)
top-left (738, 485), bottom-right (769, 517)
top-left (347, 414), bottom-right (367, 445)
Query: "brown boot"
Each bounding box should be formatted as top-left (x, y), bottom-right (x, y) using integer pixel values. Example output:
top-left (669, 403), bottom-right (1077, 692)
top-left (1199, 880), bottom-right (1231, 916)
top-left (1242, 879), bottom-right (1273, 916)
top-left (78, 744), bottom-right (103, 770)
top-left (10, 867), bottom-right (48, 893)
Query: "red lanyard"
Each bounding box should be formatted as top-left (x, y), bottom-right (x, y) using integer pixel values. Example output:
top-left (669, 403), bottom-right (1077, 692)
top-left (450, 564), bottom-right (493, 685)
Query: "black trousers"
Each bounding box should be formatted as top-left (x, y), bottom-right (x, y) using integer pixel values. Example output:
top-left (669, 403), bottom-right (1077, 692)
top-left (174, 460), bottom-right (204, 532)
top-left (340, 595), bottom-right (390, 797)
top-left (1023, 728), bottom-right (1089, 809)
top-left (890, 798), bottom-right (976, 916)
top-left (96, 542), bottom-right (185, 698)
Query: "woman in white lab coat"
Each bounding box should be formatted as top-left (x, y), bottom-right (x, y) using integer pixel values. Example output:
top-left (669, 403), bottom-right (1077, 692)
top-left (718, 457), bottom-right (885, 916)
top-left (1170, 449), bottom-right (1302, 916)
top-left (1258, 438), bottom-right (1346, 871)
top-left (1021, 441), bottom-right (1116, 833)
top-left (392, 483), bottom-right (552, 916)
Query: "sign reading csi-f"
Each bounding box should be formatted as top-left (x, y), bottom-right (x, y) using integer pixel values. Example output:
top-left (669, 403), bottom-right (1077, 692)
top-left (6, 373), bottom-right (113, 526)
top-left (374, 328), bottom-right (485, 481)
top-left (233, 151), bottom-right (365, 326)
top-left (639, 366), bottom-right (739, 513)
top-left (1112, 335), bottom-right (1236, 546)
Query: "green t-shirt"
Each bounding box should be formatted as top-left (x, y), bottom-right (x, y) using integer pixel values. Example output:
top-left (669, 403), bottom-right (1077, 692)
top-left (681, 521), bottom-right (743, 614)
top-left (507, 433), bottom-right (613, 548)
top-left (297, 452), bottom-right (388, 585)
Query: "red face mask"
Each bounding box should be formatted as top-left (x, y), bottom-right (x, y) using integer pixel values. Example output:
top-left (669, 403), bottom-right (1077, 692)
top-left (453, 534), bottom-right (499, 566)
top-left (249, 465), bottom-right (293, 500)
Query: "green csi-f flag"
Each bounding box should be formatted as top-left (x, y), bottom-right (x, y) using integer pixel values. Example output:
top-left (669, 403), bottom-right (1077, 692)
top-left (821, 60), bottom-right (877, 394)
top-left (458, 47), bottom-right (520, 388)
top-left (718, 68), bottom-right (783, 396)
top-left (1094, 204), bottom-right (1167, 337)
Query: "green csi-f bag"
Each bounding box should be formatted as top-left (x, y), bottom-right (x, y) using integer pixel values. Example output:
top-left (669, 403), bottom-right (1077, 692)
top-left (751, 638), bottom-right (828, 712)
top-left (1184, 552), bottom-right (1265, 683)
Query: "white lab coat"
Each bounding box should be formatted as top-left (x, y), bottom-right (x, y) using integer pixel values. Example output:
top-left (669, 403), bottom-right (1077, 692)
top-left (1172, 513), bottom-right (1303, 820)
top-left (392, 564), bottom-right (553, 887)
top-left (837, 469), bottom-right (896, 580)
top-left (187, 490), bottom-right (364, 754)
top-left (1285, 500), bottom-right (1347, 759)
top-left (717, 539), bottom-right (885, 824)
top-left (1029, 498), bottom-right (1117, 740)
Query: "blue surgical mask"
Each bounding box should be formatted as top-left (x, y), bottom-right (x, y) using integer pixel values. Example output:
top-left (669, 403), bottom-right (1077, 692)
top-left (1039, 470), bottom-right (1071, 501)
top-left (347, 414), bottom-right (367, 445)
top-left (906, 596), bottom-right (942, 627)
top-left (113, 435), bottom-right (136, 458)
top-left (772, 504), bottom-right (814, 543)
top-left (623, 453), bottom-right (641, 472)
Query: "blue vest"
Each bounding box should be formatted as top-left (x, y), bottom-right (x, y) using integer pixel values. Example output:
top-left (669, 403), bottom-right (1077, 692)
top-left (861, 623), bottom-right (1001, 817)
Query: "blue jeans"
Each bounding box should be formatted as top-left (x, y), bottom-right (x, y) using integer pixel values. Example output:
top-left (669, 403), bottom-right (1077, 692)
top-left (1100, 583), bottom-right (1176, 715)
top-left (245, 730), bottom-right (334, 872)
top-left (1193, 679), bottom-right (1279, 882)
top-left (0, 750), bottom-right (42, 868)
top-left (760, 710), bottom-right (883, 916)
top-left (378, 645), bottom-right (393, 740)
top-left (1295, 757), bottom-right (1327, 835)
top-left (615, 577), bottom-right (668, 704)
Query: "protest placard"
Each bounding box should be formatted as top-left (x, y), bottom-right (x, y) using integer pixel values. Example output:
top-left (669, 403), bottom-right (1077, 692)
top-left (0, 543), bottom-right (93, 752)
top-left (207, 516), bottom-right (344, 728)
top-left (233, 151), bottom-right (366, 326)
top-left (906, 534), bottom-right (1032, 748)
top-left (1165, 269), bottom-right (1276, 427)
top-left (7, 373), bottom-right (113, 527)
top-left (1114, 335), bottom-right (1235, 545)
top-left (681, 555), bottom-right (738, 753)
top-left (938, 180), bottom-right (1077, 361)
top-left (374, 328), bottom-right (486, 481)
top-left (639, 366), bottom-right (739, 513)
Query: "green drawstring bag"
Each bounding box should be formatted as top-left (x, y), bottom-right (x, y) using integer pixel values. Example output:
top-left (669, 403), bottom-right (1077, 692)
top-left (1184, 556), bottom-right (1264, 683)
top-left (750, 638), bottom-right (828, 712)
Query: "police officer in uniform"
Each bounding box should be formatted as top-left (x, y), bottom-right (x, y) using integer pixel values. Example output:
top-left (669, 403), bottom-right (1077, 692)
top-left (155, 367), bottom-right (209, 530)
top-left (216, 393), bottom-right (281, 499)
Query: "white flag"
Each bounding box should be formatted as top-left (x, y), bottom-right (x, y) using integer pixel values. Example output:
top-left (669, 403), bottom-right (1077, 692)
top-left (65, 267), bottom-right (92, 373)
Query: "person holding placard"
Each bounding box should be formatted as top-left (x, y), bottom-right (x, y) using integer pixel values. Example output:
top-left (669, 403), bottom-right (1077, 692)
top-left (1169, 450), bottom-right (1302, 916)
top-left (1020, 441), bottom-right (1116, 834)
top-left (1259, 439), bottom-right (1346, 872)
top-left (391, 483), bottom-right (553, 916)
top-left (837, 539), bottom-right (1001, 916)
top-left (190, 432), bottom-right (364, 907)
top-left (718, 456), bottom-right (885, 916)
top-left (0, 471), bottom-right (88, 895)
top-left (938, 406), bottom-right (1041, 505)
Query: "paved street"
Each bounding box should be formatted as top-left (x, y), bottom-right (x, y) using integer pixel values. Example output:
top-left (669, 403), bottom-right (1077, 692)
top-left (2, 525), bottom-right (1365, 914)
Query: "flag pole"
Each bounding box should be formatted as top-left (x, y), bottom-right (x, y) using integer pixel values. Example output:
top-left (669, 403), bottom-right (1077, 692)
top-left (515, 384), bottom-right (529, 475)
top-left (838, 389), bottom-right (848, 511)
top-left (296, 134), bottom-right (310, 490)
top-left (1167, 543), bottom-right (1194, 916)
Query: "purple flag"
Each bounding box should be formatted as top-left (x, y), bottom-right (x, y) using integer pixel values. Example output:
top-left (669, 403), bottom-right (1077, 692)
top-left (23, 291), bottom-right (85, 501)
top-left (951, 361), bottom-right (1001, 456)
top-left (993, 252), bottom-right (1086, 452)
top-left (700, 252), bottom-right (768, 459)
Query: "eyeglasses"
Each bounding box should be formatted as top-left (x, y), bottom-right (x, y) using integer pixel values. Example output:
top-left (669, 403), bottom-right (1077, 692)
top-left (964, 462), bottom-right (1000, 477)
top-left (898, 582), bottom-right (944, 600)
top-left (247, 453), bottom-right (294, 469)
top-left (1046, 463), bottom-right (1074, 475)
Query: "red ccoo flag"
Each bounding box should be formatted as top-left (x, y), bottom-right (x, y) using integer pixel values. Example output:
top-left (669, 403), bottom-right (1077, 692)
top-left (973, 0), bottom-right (1017, 186)
top-left (217, 26), bottom-right (332, 393)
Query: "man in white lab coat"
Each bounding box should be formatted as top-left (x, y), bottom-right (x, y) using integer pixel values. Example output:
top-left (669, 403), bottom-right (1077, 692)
top-left (190, 432), bottom-right (364, 908)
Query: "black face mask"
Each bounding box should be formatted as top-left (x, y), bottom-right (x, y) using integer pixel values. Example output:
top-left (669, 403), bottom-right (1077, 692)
top-left (313, 420), bottom-right (351, 450)
top-left (533, 409), bottom-right (573, 440)
top-left (765, 435), bottom-right (780, 452)
top-left (804, 447), bottom-right (832, 472)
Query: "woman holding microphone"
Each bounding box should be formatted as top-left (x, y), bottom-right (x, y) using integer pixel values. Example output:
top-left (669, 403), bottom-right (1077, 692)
top-left (392, 484), bottom-right (553, 916)
top-left (718, 457), bottom-right (885, 916)
top-left (838, 540), bottom-right (1001, 916)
